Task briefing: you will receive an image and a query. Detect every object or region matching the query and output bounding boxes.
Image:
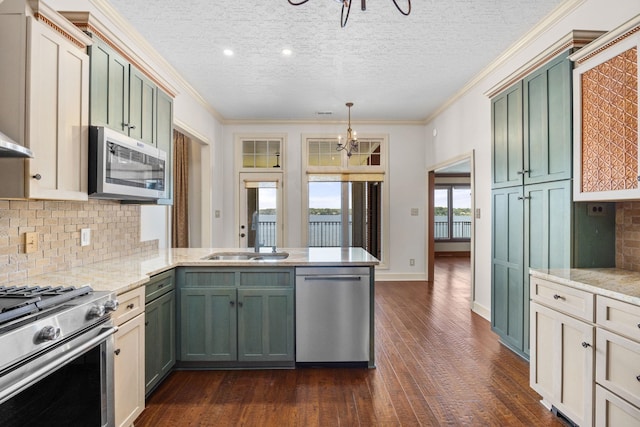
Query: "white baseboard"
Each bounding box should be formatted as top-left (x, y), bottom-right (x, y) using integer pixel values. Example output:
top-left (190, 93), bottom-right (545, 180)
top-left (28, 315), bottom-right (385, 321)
top-left (375, 272), bottom-right (428, 281)
top-left (472, 301), bottom-right (490, 321)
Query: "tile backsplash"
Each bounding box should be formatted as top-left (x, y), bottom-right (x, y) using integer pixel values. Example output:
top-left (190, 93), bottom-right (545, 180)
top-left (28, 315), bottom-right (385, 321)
top-left (616, 201), bottom-right (640, 271)
top-left (0, 199), bottom-right (157, 284)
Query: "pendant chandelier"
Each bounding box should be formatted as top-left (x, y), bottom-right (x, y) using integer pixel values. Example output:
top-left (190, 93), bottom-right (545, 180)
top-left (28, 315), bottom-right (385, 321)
top-left (287, 0), bottom-right (411, 28)
top-left (337, 102), bottom-right (358, 158)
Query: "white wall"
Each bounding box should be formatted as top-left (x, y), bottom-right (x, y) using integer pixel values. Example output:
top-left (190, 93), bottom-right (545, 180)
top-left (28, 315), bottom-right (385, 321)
top-left (220, 123), bottom-right (426, 279)
top-left (426, 0), bottom-right (640, 317)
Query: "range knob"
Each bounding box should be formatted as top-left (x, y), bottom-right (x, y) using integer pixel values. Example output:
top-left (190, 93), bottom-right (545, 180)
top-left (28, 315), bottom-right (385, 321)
top-left (104, 299), bottom-right (119, 313)
top-left (38, 326), bottom-right (61, 342)
top-left (87, 305), bottom-right (106, 319)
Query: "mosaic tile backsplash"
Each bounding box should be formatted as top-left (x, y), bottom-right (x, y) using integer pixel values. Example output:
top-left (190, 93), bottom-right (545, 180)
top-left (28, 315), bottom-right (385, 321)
top-left (616, 201), bottom-right (640, 271)
top-left (0, 199), bottom-right (157, 285)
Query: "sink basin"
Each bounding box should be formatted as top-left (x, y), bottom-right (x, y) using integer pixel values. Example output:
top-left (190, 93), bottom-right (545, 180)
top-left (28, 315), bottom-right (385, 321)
top-left (202, 251), bottom-right (289, 261)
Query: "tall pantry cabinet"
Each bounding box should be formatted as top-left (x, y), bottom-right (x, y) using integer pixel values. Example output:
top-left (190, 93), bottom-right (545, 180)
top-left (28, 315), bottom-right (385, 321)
top-left (489, 32), bottom-right (615, 358)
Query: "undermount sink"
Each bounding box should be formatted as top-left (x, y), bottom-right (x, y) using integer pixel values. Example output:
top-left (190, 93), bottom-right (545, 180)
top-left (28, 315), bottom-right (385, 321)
top-left (202, 251), bottom-right (289, 261)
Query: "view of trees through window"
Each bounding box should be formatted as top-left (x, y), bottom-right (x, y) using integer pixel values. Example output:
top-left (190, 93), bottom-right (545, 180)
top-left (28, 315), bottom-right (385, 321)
top-left (434, 185), bottom-right (471, 240)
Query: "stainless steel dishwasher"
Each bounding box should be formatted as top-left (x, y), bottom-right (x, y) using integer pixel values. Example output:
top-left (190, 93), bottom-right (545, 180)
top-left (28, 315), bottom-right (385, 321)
top-left (295, 266), bottom-right (370, 364)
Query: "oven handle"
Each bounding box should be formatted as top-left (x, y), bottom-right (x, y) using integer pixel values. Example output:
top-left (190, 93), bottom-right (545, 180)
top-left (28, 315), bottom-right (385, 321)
top-left (1, 326), bottom-right (118, 403)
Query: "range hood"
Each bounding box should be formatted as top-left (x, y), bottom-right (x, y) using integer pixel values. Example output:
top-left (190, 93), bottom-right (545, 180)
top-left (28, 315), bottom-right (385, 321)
top-left (0, 130), bottom-right (33, 158)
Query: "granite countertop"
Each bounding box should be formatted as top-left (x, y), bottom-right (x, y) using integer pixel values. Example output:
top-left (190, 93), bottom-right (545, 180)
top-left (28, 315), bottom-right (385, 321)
top-left (13, 247), bottom-right (379, 296)
top-left (530, 268), bottom-right (640, 306)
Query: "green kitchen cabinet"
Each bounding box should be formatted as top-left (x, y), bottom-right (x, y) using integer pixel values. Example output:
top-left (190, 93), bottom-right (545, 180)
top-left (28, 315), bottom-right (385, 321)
top-left (176, 267), bottom-right (295, 367)
top-left (87, 36), bottom-right (173, 149)
top-left (89, 38), bottom-right (129, 136)
top-left (492, 52), bottom-right (572, 190)
top-left (144, 270), bottom-right (176, 396)
top-left (491, 81), bottom-right (523, 189)
top-left (523, 52), bottom-right (573, 186)
top-left (237, 288), bottom-right (294, 362)
top-left (180, 287), bottom-right (237, 361)
top-left (491, 186), bottom-right (525, 353)
top-left (128, 66), bottom-right (156, 145)
top-left (155, 89), bottom-right (174, 205)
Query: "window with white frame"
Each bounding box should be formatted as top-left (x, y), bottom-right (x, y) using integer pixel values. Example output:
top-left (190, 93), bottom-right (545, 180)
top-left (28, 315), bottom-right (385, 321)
top-left (302, 135), bottom-right (388, 265)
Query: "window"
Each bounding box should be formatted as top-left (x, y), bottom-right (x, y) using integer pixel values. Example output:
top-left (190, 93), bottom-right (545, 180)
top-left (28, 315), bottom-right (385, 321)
top-left (241, 139), bottom-right (282, 169)
top-left (302, 134), bottom-right (388, 265)
top-left (434, 185), bottom-right (471, 241)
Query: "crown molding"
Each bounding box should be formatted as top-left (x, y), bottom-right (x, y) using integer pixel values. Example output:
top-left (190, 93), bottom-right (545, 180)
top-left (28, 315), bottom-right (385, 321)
top-left (222, 118), bottom-right (425, 126)
top-left (27, 0), bottom-right (92, 49)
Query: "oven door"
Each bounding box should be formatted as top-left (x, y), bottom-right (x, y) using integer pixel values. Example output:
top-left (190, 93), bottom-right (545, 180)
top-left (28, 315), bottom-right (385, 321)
top-left (0, 323), bottom-right (117, 427)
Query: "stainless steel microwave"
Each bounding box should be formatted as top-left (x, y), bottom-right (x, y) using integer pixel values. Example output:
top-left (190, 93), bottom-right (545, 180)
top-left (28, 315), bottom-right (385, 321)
top-left (89, 126), bottom-right (167, 200)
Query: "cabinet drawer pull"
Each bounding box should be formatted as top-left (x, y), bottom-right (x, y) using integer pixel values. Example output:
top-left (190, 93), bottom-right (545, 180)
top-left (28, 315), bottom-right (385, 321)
top-left (637, 323), bottom-right (640, 329)
top-left (581, 342), bottom-right (591, 348)
top-left (637, 375), bottom-right (640, 382)
top-left (114, 348), bottom-right (121, 356)
top-left (230, 301), bottom-right (235, 307)
top-left (553, 294), bottom-right (565, 300)
top-left (238, 302), bottom-right (243, 308)
top-left (126, 303), bottom-right (135, 309)
top-left (145, 321), bottom-right (149, 326)
top-left (158, 284), bottom-right (164, 289)
top-left (517, 196), bottom-right (531, 200)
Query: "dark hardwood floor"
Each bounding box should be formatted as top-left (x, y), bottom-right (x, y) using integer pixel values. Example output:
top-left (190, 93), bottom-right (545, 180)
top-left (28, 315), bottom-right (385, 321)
top-left (135, 257), bottom-right (562, 426)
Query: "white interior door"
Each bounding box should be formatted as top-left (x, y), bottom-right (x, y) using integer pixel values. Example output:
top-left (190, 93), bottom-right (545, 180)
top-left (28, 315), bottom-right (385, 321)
top-left (239, 172), bottom-right (283, 250)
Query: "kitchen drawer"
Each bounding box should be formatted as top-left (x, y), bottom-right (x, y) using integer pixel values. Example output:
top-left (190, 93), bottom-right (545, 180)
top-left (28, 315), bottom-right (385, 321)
top-left (597, 295), bottom-right (640, 342)
top-left (530, 277), bottom-right (594, 322)
top-left (596, 328), bottom-right (640, 408)
top-left (596, 385), bottom-right (640, 427)
top-left (114, 287), bottom-right (145, 326)
top-left (146, 270), bottom-right (175, 302)
top-left (178, 268), bottom-right (236, 287)
top-left (239, 269), bottom-right (293, 287)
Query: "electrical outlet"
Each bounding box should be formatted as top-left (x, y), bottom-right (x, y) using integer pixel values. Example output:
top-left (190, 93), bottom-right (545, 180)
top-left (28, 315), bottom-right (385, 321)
top-left (409, 258), bottom-right (415, 266)
top-left (410, 208), bottom-right (419, 216)
top-left (475, 208), bottom-right (481, 219)
top-left (586, 203), bottom-right (606, 217)
top-left (81, 228), bottom-right (91, 246)
top-left (215, 210), bottom-right (221, 218)
top-left (25, 232), bottom-right (38, 253)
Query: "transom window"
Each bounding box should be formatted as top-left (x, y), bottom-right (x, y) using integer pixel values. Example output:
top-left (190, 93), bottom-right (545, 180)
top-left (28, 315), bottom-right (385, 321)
top-left (306, 137), bottom-right (385, 170)
top-left (242, 139), bottom-right (282, 169)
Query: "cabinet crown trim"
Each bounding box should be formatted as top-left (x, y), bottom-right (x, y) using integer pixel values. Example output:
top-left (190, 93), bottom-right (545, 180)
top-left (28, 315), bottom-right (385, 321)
top-left (59, 11), bottom-right (177, 97)
top-left (27, 0), bottom-right (92, 50)
top-left (570, 14), bottom-right (640, 65)
top-left (486, 30), bottom-right (604, 98)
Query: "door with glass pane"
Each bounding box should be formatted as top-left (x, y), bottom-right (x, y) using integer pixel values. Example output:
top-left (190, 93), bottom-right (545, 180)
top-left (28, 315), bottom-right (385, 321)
top-left (239, 173), bottom-right (282, 250)
top-left (307, 180), bottom-right (381, 259)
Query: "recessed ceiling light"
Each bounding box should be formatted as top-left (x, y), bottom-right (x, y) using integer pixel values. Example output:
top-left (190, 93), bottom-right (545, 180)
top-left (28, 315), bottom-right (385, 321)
top-left (223, 49), bottom-right (234, 56)
top-left (282, 49), bottom-right (292, 56)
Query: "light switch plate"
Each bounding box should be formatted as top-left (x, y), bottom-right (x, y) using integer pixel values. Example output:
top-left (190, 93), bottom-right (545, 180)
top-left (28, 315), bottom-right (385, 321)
top-left (25, 232), bottom-right (38, 253)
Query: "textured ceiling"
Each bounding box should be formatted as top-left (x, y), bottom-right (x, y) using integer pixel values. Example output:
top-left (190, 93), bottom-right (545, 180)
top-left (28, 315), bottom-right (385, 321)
top-left (107, 0), bottom-right (566, 122)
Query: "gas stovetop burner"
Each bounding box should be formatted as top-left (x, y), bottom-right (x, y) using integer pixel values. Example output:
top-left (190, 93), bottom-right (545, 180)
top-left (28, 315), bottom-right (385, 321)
top-left (0, 285), bottom-right (93, 325)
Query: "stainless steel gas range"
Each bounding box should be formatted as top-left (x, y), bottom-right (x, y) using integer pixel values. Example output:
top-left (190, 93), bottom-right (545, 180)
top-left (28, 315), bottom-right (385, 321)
top-left (0, 284), bottom-right (119, 426)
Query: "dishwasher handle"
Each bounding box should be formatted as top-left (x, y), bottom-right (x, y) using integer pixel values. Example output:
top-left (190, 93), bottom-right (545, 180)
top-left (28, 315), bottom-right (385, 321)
top-left (303, 275), bottom-right (363, 281)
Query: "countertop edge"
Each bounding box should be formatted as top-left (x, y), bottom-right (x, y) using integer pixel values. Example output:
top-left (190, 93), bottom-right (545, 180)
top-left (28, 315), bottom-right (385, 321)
top-left (530, 268), bottom-right (640, 306)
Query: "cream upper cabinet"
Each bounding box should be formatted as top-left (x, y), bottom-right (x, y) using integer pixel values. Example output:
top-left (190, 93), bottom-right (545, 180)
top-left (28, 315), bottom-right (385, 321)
top-left (0, 0), bottom-right (91, 200)
top-left (571, 15), bottom-right (640, 201)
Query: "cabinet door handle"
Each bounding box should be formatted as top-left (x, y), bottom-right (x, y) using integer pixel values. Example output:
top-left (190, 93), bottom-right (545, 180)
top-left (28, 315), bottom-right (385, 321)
top-left (238, 301), bottom-right (243, 308)
top-left (637, 323), bottom-right (640, 329)
top-left (517, 196), bottom-right (531, 200)
top-left (32, 174), bottom-right (42, 180)
top-left (517, 169), bottom-right (529, 175)
top-left (114, 348), bottom-right (121, 356)
top-left (553, 294), bottom-right (565, 300)
top-left (636, 375), bottom-right (640, 382)
top-left (230, 301), bottom-right (235, 307)
top-left (581, 342), bottom-right (591, 348)
top-left (145, 321), bottom-right (149, 326)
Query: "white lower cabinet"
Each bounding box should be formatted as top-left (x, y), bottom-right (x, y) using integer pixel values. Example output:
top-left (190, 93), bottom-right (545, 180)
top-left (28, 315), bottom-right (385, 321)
top-left (113, 287), bottom-right (146, 427)
top-left (530, 300), bottom-right (594, 426)
top-left (530, 273), bottom-right (640, 427)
